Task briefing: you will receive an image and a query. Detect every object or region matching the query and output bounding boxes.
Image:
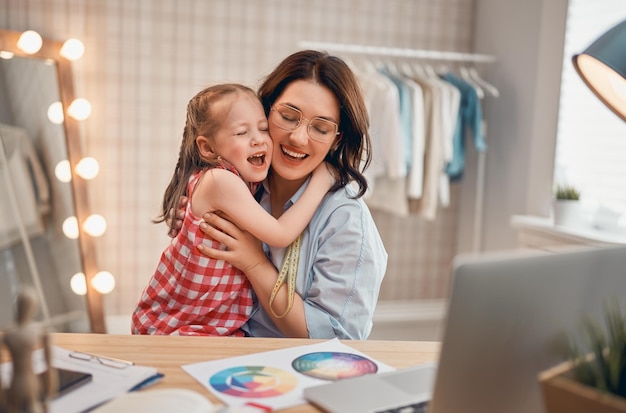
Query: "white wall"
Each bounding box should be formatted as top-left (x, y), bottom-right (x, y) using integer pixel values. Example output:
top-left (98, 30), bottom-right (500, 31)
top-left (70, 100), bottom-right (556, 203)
top-left (457, 0), bottom-right (568, 252)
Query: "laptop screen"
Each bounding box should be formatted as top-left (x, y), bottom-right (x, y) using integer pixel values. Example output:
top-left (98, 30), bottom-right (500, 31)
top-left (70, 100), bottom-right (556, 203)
top-left (430, 245), bottom-right (626, 413)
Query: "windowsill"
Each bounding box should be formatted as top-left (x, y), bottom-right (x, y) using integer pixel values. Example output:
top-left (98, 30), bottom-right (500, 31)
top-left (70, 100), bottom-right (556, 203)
top-left (511, 215), bottom-right (626, 246)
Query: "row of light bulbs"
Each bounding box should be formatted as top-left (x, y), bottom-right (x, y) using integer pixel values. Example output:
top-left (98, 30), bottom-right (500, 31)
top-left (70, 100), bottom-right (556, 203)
top-left (4, 29), bottom-right (115, 296)
top-left (15, 29), bottom-right (84, 59)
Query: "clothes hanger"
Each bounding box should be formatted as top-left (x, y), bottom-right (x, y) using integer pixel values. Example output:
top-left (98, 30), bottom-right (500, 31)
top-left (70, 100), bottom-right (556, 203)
top-left (357, 56), bottom-right (377, 73)
top-left (468, 67), bottom-right (500, 98)
top-left (399, 61), bottom-right (414, 77)
top-left (411, 61), bottom-right (427, 78)
top-left (424, 63), bottom-right (441, 80)
top-left (460, 66), bottom-right (485, 99)
top-left (384, 58), bottom-right (400, 75)
top-left (436, 63), bottom-right (449, 76)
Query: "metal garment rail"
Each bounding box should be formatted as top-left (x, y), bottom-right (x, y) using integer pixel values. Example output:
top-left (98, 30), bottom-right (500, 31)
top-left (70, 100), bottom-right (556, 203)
top-left (297, 41), bottom-right (497, 63)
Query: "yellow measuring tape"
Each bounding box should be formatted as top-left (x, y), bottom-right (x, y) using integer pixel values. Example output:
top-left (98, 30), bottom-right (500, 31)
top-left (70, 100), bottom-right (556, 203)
top-left (268, 232), bottom-right (303, 319)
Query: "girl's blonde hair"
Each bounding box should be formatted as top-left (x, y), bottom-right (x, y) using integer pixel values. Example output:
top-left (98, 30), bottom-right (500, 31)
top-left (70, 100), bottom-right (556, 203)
top-left (156, 83), bottom-right (257, 229)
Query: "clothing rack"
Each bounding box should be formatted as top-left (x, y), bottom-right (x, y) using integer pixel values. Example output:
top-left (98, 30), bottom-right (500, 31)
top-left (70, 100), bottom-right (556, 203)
top-left (298, 41), bottom-right (497, 63)
top-left (299, 41), bottom-right (497, 253)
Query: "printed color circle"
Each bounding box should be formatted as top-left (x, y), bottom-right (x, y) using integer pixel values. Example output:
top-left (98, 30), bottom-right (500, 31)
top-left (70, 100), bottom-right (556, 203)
top-left (209, 366), bottom-right (297, 398)
top-left (292, 352), bottom-right (378, 380)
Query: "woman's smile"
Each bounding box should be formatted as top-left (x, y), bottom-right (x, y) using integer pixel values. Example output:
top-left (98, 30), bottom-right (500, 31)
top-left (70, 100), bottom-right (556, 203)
top-left (280, 144), bottom-right (308, 160)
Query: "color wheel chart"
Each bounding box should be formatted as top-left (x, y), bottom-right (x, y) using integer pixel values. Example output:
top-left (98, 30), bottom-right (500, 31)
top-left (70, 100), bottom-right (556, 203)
top-left (210, 366), bottom-right (297, 398)
top-left (292, 352), bottom-right (378, 380)
top-left (182, 338), bottom-right (395, 410)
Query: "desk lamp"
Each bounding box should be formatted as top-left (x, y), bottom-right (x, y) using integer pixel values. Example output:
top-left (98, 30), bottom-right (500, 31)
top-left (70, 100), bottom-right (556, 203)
top-left (572, 19), bottom-right (626, 122)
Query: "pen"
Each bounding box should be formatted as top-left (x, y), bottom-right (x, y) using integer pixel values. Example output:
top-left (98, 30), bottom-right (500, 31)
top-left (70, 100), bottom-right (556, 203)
top-left (128, 372), bottom-right (165, 392)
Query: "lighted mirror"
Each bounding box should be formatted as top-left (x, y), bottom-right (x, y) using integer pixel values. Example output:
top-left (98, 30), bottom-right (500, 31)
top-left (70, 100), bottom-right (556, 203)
top-left (0, 29), bottom-right (105, 333)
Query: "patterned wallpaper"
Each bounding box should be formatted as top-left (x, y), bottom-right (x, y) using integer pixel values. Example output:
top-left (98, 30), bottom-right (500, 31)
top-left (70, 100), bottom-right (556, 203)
top-left (0, 0), bottom-right (475, 321)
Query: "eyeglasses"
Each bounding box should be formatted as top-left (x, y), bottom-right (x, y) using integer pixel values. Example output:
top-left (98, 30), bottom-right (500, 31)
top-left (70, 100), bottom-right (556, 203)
top-left (270, 103), bottom-right (340, 143)
top-left (69, 350), bottom-right (135, 369)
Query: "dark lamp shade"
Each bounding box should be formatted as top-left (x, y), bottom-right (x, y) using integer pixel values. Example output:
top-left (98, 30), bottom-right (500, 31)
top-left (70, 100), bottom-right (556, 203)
top-left (572, 19), bottom-right (626, 122)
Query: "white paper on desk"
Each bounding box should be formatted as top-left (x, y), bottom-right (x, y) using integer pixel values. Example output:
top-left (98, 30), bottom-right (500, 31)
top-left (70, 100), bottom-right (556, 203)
top-left (182, 338), bottom-right (394, 411)
top-left (1, 346), bottom-right (159, 413)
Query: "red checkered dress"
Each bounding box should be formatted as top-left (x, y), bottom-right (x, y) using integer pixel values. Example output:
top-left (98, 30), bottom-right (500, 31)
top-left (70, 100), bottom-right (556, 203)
top-left (132, 164), bottom-right (255, 336)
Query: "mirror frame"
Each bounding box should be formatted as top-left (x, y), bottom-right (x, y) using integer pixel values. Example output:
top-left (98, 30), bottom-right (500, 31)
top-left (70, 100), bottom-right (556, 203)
top-left (0, 29), bottom-right (106, 333)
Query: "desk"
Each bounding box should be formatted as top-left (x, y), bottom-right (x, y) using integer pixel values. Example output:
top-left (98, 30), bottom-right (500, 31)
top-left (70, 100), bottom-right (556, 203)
top-left (51, 333), bottom-right (440, 412)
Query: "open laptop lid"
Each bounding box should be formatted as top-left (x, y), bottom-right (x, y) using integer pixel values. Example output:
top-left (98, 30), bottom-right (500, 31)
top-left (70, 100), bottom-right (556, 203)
top-left (430, 245), bottom-right (626, 413)
top-left (304, 363), bottom-right (436, 413)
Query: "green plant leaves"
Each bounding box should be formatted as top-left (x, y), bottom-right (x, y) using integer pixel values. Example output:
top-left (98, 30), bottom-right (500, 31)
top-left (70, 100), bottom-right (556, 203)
top-left (570, 299), bottom-right (626, 398)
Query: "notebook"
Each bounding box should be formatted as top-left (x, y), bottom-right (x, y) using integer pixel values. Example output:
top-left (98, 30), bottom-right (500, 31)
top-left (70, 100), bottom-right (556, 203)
top-left (304, 245), bottom-right (626, 413)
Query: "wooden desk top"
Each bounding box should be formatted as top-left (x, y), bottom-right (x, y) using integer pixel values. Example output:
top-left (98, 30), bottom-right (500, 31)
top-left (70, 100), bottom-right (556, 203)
top-left (51, 333), bottom-right (440, 412)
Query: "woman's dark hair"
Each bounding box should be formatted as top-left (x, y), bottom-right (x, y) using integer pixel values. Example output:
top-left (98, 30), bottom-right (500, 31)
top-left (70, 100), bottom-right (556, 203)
top-left (258, 50), bottom-right (371, 198)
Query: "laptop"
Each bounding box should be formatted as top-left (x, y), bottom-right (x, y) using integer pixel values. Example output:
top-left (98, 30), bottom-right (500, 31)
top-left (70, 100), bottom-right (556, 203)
top-left (304, 245), bottom-right (626, 413)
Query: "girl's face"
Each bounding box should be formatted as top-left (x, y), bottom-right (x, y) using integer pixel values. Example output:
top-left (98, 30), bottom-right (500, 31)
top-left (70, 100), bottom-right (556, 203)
top-left (268, 80), bottom-right (340, 185)
top-left (210, 93), bottom-right (272, 183)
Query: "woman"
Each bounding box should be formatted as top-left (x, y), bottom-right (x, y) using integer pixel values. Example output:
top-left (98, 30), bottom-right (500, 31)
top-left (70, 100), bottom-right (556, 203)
top-left (196, 50), bottom-right (387, 339)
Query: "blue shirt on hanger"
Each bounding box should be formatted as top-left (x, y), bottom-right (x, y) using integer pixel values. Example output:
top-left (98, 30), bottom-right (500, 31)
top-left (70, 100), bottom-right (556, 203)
top-left (441, 72), bottom-right (487, 180)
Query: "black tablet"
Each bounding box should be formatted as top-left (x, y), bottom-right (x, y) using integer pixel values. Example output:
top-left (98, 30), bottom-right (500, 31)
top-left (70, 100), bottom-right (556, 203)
top-left (56, 368), bottom-right (93, 397)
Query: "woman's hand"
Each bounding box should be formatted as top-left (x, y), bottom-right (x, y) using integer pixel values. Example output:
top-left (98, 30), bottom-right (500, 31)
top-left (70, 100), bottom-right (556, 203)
top-left (167, 196), bottom-right (187, 237)
top-left (197, 212), bottom-right (267, 273)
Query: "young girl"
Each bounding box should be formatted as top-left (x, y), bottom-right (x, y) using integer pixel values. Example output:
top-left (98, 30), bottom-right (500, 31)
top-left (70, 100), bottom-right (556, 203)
top-left (131, 84), bottom-right (334, 336)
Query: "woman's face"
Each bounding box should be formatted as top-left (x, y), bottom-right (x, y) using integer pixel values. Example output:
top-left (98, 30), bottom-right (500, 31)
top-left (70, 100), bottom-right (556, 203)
top-left (268, 80), bottom-right (340, 184)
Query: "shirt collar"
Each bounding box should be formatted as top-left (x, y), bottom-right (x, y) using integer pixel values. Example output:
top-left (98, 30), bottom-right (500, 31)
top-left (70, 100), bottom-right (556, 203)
top-left (257, 176), bottom-right (312, 212)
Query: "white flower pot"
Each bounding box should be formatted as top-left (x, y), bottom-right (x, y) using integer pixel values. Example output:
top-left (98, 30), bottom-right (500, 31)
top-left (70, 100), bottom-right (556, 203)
top-left (553, 200), bottom-right (583, 227)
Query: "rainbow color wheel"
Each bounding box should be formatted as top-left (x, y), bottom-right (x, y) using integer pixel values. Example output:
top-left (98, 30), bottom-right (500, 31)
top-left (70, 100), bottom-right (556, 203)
top-left (292, 352), bottom-right (378, 380)
top-left (209, 366), bottom-right (297, 398)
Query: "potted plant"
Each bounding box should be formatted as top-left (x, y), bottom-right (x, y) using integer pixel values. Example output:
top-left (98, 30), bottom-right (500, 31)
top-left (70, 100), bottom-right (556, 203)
top-left (553, 184), bottom-right (582, 227)
top-left (555, 185), bottom-right (581, 201)
top-left (539, 301), bottom-right (626, 413)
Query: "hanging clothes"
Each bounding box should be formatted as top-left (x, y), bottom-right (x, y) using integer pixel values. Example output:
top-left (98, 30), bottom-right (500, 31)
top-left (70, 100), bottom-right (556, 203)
top-left (441, 72), bottom-right (487, 180)
top-left (404, 69), bottom-right (450, 220)
top-left (0, 123), bottom-right (50, 249)
top-left (357, 67), bottom-right (410, 217)
top-left (353, 57), bottom-right (492, 221)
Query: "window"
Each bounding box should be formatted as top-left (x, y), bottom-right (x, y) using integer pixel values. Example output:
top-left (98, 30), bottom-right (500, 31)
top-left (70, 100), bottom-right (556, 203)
top-left (553, 0), bottom-right (626, 226)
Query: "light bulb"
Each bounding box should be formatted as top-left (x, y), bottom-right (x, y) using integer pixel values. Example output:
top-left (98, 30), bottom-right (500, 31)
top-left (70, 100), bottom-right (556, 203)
top-left (70, 272), bottom-right (87, 296)
top-left (62, 216), bottom-right (79, 239)
top-left (55, 160), bottom-right (72, 183)
top-left (17, 30), bottom-right (43, 54)
top-left (68, 98), bottom-right (91, 120)
top-left (47, 101), bottom-right (64, 124)
top-left (0, 50), bottom-right (14, 59)
top-left (75, 157), bottom-right (99, 180)
top-left (60, 38), bottom-right (84, 60)
top-left (91, 271), bottom-right (115, 294)
top-left (83, 214), bottom-right (107, 237)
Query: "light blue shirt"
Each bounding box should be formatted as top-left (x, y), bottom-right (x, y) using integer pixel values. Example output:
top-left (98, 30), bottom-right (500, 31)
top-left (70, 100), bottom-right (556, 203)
top-left (242, 178), bottom-right (388, 339)
top-left (442, 72), bottom-right (486, 180)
